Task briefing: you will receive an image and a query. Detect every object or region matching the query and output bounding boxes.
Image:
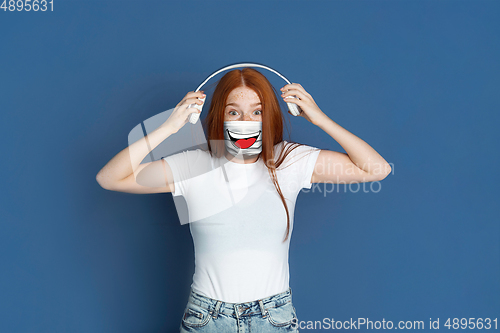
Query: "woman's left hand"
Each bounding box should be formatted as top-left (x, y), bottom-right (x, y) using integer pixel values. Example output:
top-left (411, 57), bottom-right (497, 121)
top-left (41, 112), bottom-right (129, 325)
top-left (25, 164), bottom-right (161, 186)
top-left (280, 83), bottom-right (328, 126)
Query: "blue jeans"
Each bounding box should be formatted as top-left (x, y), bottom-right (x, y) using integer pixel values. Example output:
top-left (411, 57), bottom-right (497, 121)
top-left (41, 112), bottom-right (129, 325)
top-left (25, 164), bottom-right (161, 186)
top-left (179, 287), bottom-right (299, 332)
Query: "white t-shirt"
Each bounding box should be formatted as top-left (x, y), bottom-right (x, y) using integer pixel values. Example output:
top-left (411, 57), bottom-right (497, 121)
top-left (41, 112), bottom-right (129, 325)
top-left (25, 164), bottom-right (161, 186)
top-left (163, 140), bottom-right (321, 303)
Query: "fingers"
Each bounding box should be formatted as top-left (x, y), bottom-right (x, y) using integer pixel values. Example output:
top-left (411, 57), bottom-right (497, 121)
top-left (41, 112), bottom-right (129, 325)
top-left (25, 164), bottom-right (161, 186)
top-left (177, 91), bottom-right (206, 108)
top-left (187, 90), bottom-right (205, 99)
top-left (281, 89), bottom-right (308, 102)
top-left (184, 96), bottom-right (205, 106)
top-left (280, 83), bottom-right (311, 98)
top-left (281, 83), bottom-right (304, 91)
top-left (283, 93), bottom-right (306, 109)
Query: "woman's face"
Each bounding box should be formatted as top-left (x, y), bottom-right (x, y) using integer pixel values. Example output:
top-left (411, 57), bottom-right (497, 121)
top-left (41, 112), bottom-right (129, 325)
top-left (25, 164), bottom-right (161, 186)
top-left (224, 86), bottom-right (262, 122)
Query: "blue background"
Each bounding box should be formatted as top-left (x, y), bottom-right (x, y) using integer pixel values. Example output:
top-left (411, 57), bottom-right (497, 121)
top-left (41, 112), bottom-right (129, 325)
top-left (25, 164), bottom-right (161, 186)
top-left (1, 0), bottom-right (499, 332)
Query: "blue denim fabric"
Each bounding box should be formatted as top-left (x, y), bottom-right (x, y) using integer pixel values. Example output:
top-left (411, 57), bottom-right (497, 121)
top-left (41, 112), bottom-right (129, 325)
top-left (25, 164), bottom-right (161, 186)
top-left (179, 287), bottom-right (299, 332)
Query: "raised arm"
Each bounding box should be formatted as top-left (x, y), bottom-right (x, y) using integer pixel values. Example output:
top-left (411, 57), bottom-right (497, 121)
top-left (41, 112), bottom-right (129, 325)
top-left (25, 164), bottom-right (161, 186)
top-left (95, 90), bottom-right (206, 193)
top-left (280, 83), bottom-right (392, 184)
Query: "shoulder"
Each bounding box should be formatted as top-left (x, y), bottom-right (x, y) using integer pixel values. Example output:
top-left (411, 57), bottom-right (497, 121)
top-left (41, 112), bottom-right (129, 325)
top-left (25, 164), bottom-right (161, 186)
top-left (274, 140), bottom-right (320, 167)
top-left (163, 148), bottom-right (213, 165)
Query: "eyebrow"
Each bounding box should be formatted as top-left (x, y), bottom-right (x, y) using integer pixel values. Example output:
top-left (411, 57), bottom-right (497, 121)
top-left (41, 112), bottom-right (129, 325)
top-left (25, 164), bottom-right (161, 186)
top-left (225, 102), bottom-right (261, 107)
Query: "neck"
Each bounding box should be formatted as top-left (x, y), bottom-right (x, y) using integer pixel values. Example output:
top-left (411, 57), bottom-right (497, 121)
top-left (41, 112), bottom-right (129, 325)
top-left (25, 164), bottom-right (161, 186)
top-left (225, 151), bottom-right (260, 164)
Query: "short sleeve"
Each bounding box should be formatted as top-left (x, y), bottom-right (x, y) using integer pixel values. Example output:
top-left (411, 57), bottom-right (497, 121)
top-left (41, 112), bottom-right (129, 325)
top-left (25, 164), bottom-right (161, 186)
top-left (299, 146), bottom-right (321, 189)
top-left (293, 144), bottom-right (321, 189)
top-left (163, 149), bottom-right (206, 197)
top-left (277, 141), bottom-right (321, 190)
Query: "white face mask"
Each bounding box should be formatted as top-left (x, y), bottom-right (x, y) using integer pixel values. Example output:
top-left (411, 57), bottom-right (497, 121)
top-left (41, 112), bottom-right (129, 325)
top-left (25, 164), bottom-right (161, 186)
top-left (223, 121), bottom-right (263, 157)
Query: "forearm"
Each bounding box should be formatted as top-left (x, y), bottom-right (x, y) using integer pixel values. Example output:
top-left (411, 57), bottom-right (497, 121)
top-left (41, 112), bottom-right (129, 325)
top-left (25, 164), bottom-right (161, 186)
top-left (315, 116), bottom-right (391, 176)
top-left (96, 124), bottom-right (176, 186)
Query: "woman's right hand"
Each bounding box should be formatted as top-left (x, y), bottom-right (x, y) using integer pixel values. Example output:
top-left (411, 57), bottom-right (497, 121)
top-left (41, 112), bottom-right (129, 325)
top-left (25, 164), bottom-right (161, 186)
top-left (163, 91), bottom-right (206, 133)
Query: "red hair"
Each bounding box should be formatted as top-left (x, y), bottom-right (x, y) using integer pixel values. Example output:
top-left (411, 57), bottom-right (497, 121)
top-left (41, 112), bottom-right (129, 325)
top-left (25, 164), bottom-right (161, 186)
top-left (202, 68), bottom-right (306, 243)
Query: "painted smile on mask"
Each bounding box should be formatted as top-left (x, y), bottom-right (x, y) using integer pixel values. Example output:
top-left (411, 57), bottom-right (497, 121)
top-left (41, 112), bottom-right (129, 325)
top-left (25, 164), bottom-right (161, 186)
top-left (226, 129), bottom-right (261, 149)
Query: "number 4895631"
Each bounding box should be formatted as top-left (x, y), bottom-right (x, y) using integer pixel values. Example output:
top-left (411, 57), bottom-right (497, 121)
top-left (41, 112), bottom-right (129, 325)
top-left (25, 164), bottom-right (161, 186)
top-left (1, 0), bottom-right (54, 11)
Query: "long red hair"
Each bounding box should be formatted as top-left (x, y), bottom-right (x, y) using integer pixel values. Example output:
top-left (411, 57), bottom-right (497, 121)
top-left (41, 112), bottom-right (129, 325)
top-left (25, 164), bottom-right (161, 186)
top-left (202, 67), bottom-right (306, 243)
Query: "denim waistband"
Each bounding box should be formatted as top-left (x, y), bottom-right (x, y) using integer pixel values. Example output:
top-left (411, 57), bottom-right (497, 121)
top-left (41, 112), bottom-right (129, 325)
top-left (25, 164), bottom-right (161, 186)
top-left (187, 287), bottom-right (293, 319)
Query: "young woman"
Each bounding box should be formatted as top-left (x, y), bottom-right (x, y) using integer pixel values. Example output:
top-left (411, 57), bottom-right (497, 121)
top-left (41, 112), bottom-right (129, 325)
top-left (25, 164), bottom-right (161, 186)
top-left (96, 68), bottom-right (391, 332)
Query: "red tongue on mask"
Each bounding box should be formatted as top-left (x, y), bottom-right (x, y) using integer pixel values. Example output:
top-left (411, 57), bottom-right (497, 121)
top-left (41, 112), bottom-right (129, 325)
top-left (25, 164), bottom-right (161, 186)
top-left (235, 138), bottom-right (257, 149)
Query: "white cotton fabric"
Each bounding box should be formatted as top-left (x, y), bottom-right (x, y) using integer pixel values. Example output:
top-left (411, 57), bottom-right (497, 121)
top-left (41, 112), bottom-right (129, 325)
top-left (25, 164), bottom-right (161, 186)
top-left (163, 140), bottom-right (321, 303)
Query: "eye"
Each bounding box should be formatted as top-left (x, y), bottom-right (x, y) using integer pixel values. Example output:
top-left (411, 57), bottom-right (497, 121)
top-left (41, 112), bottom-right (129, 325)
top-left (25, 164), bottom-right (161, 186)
top-left (229, 110), bottom-right (238, 116)
top-left (253, 110), bottom-right (262, 115)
